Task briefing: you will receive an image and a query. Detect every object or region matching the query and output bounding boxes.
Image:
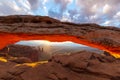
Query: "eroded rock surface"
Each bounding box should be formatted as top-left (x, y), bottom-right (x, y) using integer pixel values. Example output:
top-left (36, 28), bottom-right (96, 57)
top-left (0, 51), bottom-right (119, 80)
top-left (0, 44), bottom-right (43, 62)
top-left (0, 15), bottom-right (120, 80)
top-left (0, 15), bottom-right (120, 57)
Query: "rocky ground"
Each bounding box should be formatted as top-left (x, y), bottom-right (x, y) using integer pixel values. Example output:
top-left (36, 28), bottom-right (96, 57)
top-left (0, 51), bottom-right (119, 80)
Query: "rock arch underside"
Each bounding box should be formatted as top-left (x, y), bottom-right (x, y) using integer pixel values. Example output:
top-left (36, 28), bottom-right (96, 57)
top-left (0, 15), bottom-right (120, 58)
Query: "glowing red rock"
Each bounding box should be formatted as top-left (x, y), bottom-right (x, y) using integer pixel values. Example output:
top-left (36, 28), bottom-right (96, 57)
top-left (0, 32), bottom-right (120, 58)
top-left (0, 15), bottom-right (120, 58)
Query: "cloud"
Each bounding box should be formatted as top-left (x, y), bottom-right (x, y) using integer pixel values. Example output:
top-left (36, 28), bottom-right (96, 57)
top-left (0, 0), bottom-right (47, 16)
top-left (27, 0), bottom-right (40, 10)
top-left (69, 0), bottom-right (120, 26)
top-left (114, 11), bottom-right (120, 19)
top-left (48, 0), bottom-right (73, 20)
top-left (48, 0), bottom-right (120, 26)
top-left (103, 4), bottom-right (111, 14)
top-left (48, 10), bottom-right (62, 19)
top-left (0, 0), bottom-right (32, 15)
top-left (54, 0), bottom-right (73, 12)
top-left (0, 0), bottom-right (120, 27)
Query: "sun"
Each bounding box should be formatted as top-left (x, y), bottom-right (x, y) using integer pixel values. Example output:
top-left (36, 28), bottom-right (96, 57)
top-left (43, 40), bottom-right (51, 45)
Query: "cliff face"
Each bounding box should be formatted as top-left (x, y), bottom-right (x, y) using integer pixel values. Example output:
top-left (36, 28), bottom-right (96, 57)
top-left (0, 15), bottom-right (120, 58)
top-left (0, 44), bottom-right (42, 62)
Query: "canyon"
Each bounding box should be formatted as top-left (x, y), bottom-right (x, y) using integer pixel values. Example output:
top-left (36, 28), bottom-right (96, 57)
top-left (0, 43), bottom-right (103, 62)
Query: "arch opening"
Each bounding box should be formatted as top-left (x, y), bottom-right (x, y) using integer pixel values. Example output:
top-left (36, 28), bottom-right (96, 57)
top-left (0, 32), bottom-right (120, 59)
top-left (0, 40), bottom-right (104, 62)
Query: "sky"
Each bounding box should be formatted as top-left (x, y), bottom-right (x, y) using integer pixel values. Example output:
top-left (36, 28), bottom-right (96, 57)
top-left (16, 40), bottom-right (87, 53)
top-left (0, 0), bottom-right (120, 27)
top-left (16, 40), bottom-right (103, 54)
top-left (16, 40), bottom-right (85, 47)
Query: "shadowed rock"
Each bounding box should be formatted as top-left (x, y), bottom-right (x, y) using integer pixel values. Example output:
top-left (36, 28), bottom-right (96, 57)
top-left (0, 44), bottom-right (43, 62)
top-left (0, 51), bottom-right (119, 80)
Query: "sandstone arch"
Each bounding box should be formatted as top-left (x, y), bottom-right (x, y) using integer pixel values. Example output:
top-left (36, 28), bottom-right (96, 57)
top-left (0, 15), bottom-right (120, 58)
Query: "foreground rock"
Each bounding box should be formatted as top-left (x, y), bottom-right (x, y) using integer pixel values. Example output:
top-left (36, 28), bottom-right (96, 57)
top-left (0, 15), bottom-right (120, 57)
top-left (0, 51), bottom-right (119, 80)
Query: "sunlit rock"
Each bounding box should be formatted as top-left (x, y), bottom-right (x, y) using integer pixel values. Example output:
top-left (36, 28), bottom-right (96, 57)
top-left (0, 15), bottom-right (120, 58)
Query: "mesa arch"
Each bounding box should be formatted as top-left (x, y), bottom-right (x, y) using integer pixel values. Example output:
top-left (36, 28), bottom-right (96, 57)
top-left (0, 15), bottom-right (120, 58)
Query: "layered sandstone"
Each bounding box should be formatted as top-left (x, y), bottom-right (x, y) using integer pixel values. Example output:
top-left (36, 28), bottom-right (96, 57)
top-left (0, 15), bottom-right (120, 58)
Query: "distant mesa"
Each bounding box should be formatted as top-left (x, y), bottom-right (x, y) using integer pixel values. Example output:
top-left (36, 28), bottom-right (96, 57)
top-left (0, 43), bottom-right (103, 62)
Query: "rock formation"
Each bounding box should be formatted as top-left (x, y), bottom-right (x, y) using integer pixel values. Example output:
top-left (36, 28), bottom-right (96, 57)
top-left (0, 15), bottom-right (120, 58)
top-left (0, 44), bottom-right (42, 62)
top-left (0, 43), bottom-right (104, 62)
top-left (0, 51), bottom-right (119, 80)
top-left (0, 15), bottom-right (120, 80)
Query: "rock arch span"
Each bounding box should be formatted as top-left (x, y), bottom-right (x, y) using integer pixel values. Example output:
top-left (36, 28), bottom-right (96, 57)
top-left (0, 15), bottom-right (120, 58)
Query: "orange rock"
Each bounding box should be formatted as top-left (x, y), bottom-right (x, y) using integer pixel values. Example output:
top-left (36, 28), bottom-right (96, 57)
top-left (0, 15), bottom-right (120, 58)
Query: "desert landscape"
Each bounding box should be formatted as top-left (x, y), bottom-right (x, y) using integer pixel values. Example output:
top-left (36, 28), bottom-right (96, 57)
top-left (0, 15), bottom-right (119, 80)
top-left (0, 0), bottom-right (120, 80)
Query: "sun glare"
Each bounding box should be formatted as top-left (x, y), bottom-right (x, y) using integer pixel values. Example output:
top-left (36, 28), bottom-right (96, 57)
top-left (16, 61), bottom-right (48, 67)
top-left (0, 57), bottom-right (7, 62)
